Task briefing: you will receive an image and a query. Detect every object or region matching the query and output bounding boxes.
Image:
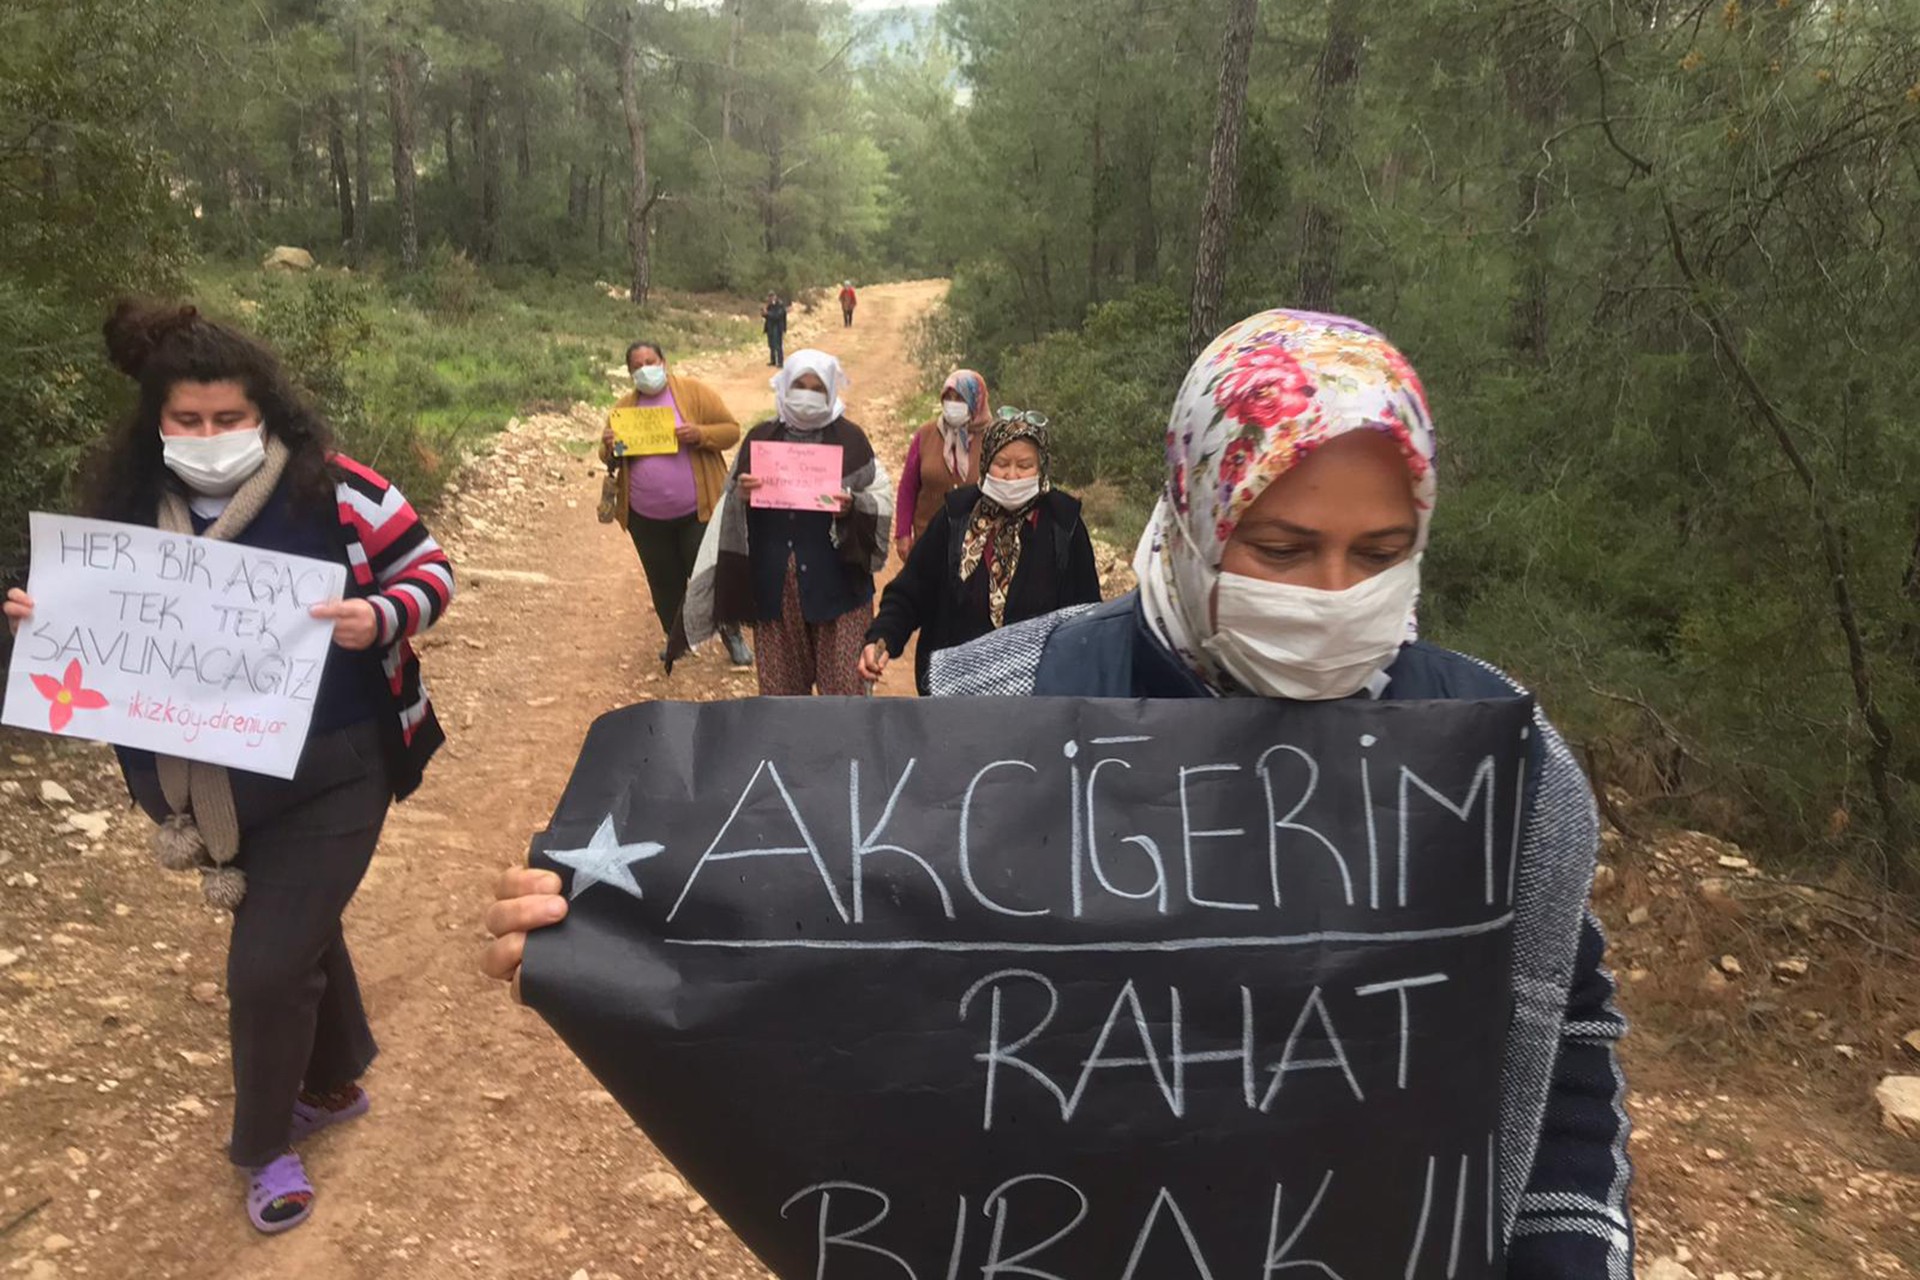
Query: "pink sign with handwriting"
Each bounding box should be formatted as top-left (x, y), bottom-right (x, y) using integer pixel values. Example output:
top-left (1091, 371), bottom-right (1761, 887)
top-left (749, 442), bottom-right (845, 512)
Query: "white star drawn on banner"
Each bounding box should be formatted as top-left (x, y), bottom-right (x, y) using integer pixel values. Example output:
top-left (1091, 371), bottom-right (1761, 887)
top-left (544, 815), bottom-right (663, 901)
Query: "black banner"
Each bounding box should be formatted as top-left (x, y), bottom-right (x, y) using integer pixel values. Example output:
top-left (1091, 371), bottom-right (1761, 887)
top-left (522, 695), bottom-right (1533, 1279)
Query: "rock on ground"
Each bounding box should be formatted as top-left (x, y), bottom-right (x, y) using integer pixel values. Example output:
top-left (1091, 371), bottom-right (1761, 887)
top-left (261, 246), bottom-right (316, 271)
top-left (1874, 1075), bottom-right (1920, 1139)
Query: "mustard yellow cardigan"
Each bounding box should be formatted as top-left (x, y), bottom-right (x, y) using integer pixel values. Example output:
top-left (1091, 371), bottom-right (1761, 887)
top-left (599, 373), bottom-right (742, 526)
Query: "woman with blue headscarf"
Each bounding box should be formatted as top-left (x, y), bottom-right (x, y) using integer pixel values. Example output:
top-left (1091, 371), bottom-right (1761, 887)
top-left (893, 369), bottom-right (993, 564)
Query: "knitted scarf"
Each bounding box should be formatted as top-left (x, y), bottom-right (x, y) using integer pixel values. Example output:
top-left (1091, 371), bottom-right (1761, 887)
top-left (149, 435), bottom-right (292, 909)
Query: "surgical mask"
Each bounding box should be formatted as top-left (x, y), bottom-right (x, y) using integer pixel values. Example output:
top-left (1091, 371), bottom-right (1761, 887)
top-left (632, 365), bottom-right (668, 396)
top-left (981, 474), bottom-right (1040, 510)
top-left (782, 389), bottom-right (833, 427)
top-left (160, 426), bottom-right (268, 497)
top-left (940, 400), bottom-right (971, 427)
top-left (1201, 555), bottom-right (1421, 700)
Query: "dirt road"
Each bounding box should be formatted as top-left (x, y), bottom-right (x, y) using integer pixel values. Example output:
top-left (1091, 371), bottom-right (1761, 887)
top-left (4, 279), bottom-right (1917, 1280)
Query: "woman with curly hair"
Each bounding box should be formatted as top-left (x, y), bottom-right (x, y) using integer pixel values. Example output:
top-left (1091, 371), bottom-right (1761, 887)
top-left (5, 301), bottom-right (455, 1235)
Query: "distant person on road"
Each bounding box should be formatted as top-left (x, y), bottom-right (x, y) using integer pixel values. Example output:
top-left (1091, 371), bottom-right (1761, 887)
top-left (599, 340), bottom-right (752, 669)
top-left (4, 301), bottom-right (455, 1236)
top-left (861, 408), bottom-right (1101, 694)
top-left (839, 281), bottom-right (857, 328)
top-left (668, 349), bottom-right (892, 695)
top-left (761, 292), bottom-right (789, 367)
top-left (894, 368), bottom-right (992, 564)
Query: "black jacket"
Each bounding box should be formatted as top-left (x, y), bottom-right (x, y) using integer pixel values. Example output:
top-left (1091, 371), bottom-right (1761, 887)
top-left (867, 486), bottom-right (1102, 694)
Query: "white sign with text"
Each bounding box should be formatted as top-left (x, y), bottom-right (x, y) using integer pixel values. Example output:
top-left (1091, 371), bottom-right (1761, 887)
top-left (4, 513), bottom-right (347, 778)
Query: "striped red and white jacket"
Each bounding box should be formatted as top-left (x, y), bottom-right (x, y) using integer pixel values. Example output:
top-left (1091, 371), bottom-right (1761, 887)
top-left (332, 454), bottom-right (454, 798)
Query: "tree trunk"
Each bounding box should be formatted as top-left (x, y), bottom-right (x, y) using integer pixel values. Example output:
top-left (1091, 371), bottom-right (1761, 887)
top-left (1126, 0), bottom-right (1160, 284)
top-left (568, 65), bottom-right (590, 226)
top-left (722, 0), bottom-right (744, 147)
top-left (764, 133), bottom-right (782, 256)
top-left (284, 116), bottom-right (307, 213)
top-left (1502, 2), bottom-right (1563, 363)
top-left (352, 26), bottom-right (370, 266)
top-left (37, 128), bottom-right (57, 233)
top-left (621, 7), bottom-right (653, 305)
top-left (471, 74), bottom-right (501, 262)
top-left (1187, 0), bottom-right (1260, 360)
top-left (1130, 104), bottom-right (1160, 283)
top-left (1294, 0), bottom-right (1361, 313)
top-left (326, 96), bottom-right (355, 248)
top-left (1295, 0), bottom-right (1362, 313)
top-left (1087, 110), bottom-right (1106, 307)
top-left (517, 102), bottom-right (533, 182)
top-left (385, 33), bottom-right (419, 271)
top-left (444, 109), bottom-right (461, 193)
top-left (1658, 192), bottom-right (1911, 885)
top-left (596, 162), bottom-right (608, 254)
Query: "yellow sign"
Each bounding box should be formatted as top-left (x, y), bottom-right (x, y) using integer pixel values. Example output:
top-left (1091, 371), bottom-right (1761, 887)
top-left (610, 406), bottom-right (680, 457)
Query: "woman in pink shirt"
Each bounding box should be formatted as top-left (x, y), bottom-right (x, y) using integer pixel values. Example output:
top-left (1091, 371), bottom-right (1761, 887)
top-left (599, 341), bottom-right (753, 668)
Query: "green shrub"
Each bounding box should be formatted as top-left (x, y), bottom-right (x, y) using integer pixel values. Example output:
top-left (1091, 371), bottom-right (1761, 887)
top-left (401, 244), bottom-right (491, 321)
top-left (998, 287), bottom-right (1188, 504)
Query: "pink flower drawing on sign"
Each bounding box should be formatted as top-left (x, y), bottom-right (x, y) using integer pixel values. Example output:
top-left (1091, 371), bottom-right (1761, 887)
top-left (32, 660), bottom-right (108, 732)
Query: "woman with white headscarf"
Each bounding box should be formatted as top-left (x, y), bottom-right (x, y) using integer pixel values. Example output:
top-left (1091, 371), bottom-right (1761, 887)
top-left (667, 349), bottom-right (892, 695)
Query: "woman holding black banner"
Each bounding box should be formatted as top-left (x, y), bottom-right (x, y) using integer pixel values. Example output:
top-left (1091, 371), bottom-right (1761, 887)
top-left (481, 310), bottom-right (1631, 1277)
top-left (859, 408), bottom-right (1102, 694)
top-left (6, 302), bottom-right (454, 1236)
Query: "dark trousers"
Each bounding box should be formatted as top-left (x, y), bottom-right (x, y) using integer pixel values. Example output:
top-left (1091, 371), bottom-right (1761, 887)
top-left (125, 723), bottom-right (391, 1168)
top-left (842, 306), bottom-right (854, 328)
top-left (627, 510), bottom-right (706, 637)
top-left (767, 332), bottom-right (785, 366)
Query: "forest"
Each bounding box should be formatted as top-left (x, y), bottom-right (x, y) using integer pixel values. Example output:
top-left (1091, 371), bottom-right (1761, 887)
top-left (6, 0), bottom-right (1920, 885)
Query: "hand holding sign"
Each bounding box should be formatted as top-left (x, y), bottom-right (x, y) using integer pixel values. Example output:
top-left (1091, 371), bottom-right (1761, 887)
top-left (3, 513), bottom-right (348, 778)
top-left (520, 696), bottom-right (1532, 1279)
top-left (609, 406), bottom-right (680, 458)
top-left (309, 598), bottom-right (379, 651)
top-left (482, 866), bottom-right (569, 1001)
top-left (4, 587), bottom-right (32, 637)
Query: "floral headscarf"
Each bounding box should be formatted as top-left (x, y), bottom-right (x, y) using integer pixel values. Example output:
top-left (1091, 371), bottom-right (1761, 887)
top-left (1135, 309), bottom-right (1437, 689)
top-left (960, 412), bottom-right (1052, 628)
top-left (939, 369), bottom-right (993, 480)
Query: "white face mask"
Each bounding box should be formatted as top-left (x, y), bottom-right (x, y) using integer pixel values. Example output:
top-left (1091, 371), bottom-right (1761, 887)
top-left (782, 388), bottom-right (833, 427)
top-left (940, 400), bottom-right (971, 427)
top-left (980, 474), bottom-right (1040, 510)
top-left (632, 365), bottom-right (668, 396)
top-left (160, 426), bottom-right (268, 497)
top-left (1201, 555), bottom-right (1421, 700)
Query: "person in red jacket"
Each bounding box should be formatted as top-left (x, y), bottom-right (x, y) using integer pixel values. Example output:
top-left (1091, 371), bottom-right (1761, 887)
top-left (838, 281), bottom-right (857, 328)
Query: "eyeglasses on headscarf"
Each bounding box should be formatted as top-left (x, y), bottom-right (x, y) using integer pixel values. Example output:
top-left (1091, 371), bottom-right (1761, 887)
top-left (993, 407), bottom-right (1050, 428)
